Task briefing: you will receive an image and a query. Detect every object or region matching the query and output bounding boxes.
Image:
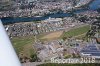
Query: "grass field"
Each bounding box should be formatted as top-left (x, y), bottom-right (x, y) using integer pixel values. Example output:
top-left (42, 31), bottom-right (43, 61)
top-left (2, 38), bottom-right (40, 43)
top-left (41, 31), bottom-right (63, 40)
top-left (37, 63), bottom-right (100, 66)
top-left (11, 35), bottom-right (35, 57)
top-left (62, 25), bottom-right (90, 38)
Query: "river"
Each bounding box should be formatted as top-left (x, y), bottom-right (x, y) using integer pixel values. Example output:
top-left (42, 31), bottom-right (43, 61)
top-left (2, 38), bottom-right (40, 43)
top-left (1, 0), bottom-right (100, 24)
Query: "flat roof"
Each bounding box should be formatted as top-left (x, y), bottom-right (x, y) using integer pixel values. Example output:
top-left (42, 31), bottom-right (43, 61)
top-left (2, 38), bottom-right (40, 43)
top-left (80, 44), bottom-right (100, 56)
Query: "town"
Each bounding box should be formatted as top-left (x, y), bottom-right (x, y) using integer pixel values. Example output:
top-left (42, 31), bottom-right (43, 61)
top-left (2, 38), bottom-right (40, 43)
top-left (4, 9), bottom-right (100, 63)
top-left (0, 0), bottom-right (100, 66)
top-left (0, 0), bottom-right (92, 18)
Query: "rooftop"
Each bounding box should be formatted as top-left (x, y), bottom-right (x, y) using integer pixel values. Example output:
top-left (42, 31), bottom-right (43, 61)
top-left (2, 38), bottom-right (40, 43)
top-left (80, 44), bottom-right (100, 57)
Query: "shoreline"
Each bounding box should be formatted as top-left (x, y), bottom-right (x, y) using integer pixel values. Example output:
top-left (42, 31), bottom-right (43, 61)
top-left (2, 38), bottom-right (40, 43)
top-left (1, 0), bottom-right (99, 25)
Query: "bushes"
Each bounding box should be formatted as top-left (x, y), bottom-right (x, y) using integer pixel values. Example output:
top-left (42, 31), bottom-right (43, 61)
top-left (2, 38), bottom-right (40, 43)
top-left (30, 53), bottom-right (38, 62)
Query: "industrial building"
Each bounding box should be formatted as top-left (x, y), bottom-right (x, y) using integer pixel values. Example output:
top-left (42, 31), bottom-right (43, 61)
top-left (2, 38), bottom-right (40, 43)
top-left (80, 44), bottom-right (100, 58)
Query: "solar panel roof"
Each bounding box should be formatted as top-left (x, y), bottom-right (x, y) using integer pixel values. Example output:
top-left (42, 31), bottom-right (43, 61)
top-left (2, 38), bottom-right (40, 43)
top-left (80, 44), bottom-right (100, 56)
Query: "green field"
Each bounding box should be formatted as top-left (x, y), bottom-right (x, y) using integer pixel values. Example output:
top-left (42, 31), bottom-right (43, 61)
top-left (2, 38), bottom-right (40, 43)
top-left (11, 35), bottom-right (35, 57)
top-left (62, 25), bottom-right (90, 38)
top-left (37, 63), bottom-right (100, 66)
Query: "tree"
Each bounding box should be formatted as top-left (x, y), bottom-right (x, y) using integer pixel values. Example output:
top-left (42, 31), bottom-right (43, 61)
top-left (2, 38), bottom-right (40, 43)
top-left (30, 53), bottom-right (38, 62)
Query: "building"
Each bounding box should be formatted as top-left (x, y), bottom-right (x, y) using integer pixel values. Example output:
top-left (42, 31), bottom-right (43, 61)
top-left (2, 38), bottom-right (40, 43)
top-left (96, 38), bottom-right (100, 44)
top-left (80, 44), bottom-right (100, 58)
top-left (27, 0), bottom-right (37, 3)
top-left (43, 17), bottom-right (62, 23)
top-left (34, 40), bottom-right (64, 61)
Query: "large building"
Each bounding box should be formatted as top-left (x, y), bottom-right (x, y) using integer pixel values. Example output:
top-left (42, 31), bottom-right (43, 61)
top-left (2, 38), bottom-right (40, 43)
top-left (27, 0), bottom-right (37, 3)
top-left (80, 44), bottom-right (100, 58)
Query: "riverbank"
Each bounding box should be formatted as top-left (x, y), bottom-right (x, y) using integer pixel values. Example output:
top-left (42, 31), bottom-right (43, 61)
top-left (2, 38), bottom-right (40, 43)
top-left (1, 0), bottom-right (100, 25)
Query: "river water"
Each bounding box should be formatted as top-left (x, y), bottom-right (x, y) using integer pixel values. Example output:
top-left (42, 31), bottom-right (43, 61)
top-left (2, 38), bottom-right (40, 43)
top-left (1, 0), bottom-right (100, 24)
